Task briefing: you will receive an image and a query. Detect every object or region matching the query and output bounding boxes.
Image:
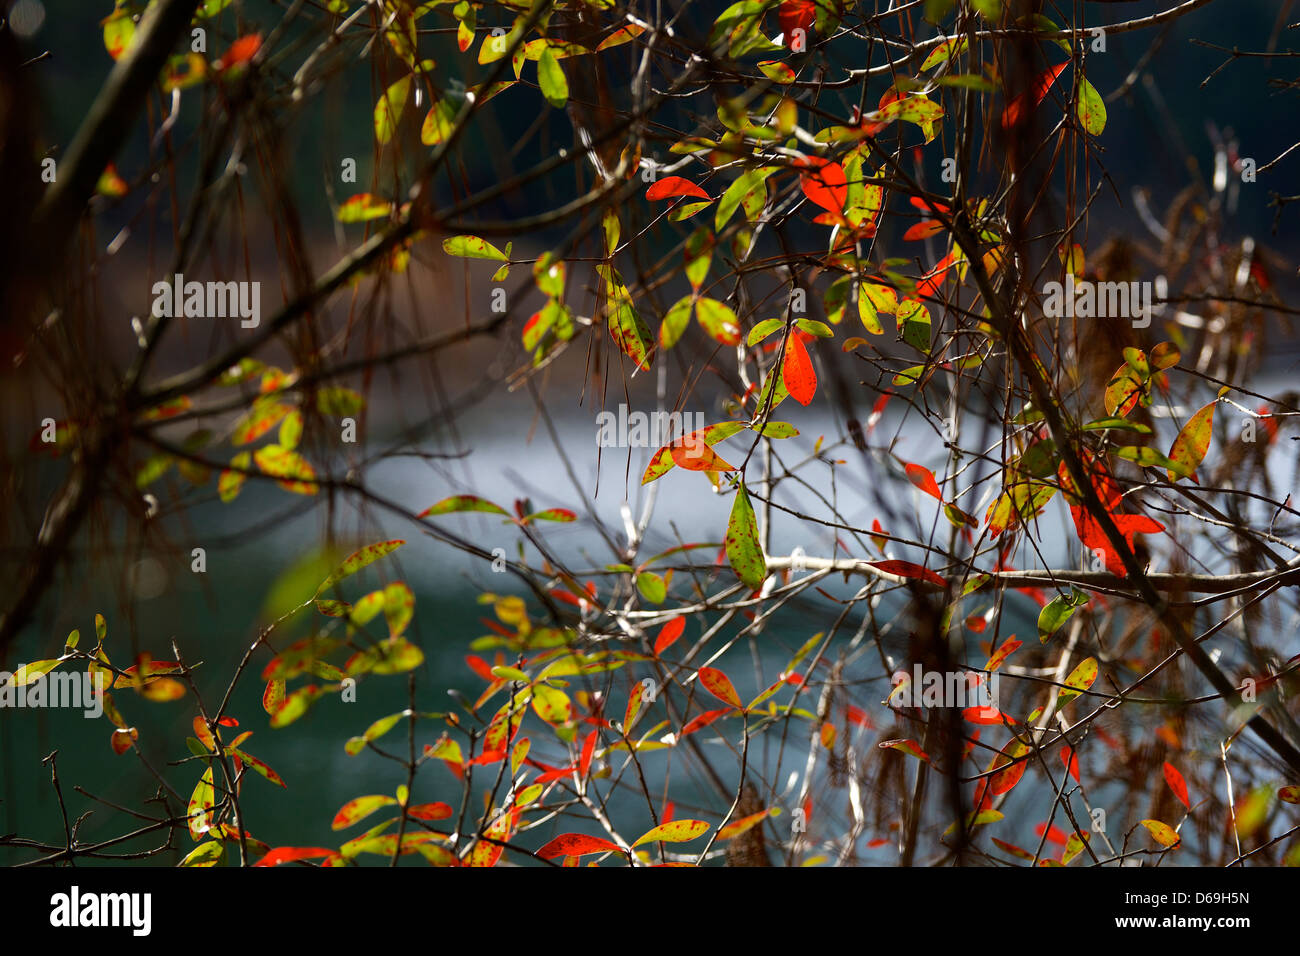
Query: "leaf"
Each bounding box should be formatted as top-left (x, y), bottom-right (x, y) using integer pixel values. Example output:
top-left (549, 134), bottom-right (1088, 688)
top-left (921, 35), bottom-right (969, 71)
top-left (1076, 76), bottom-right (1106, 135)
top-left (218, 33), bottom-right (262, 72)
top-left (696, 297), bottom-right (740, 346)
top-left (1278, 785), bottom-right (1300, 805)
top-left (782, 334), bottom-right (817, 406)
top-left (632, 819), bottom-right (710, 847)
top-left (698, 667), bottom-right (743, 709)
top-left (679, 707), bottom-right (732, 737)
top-left (659, 295), bottom-right (694, 349)
top-left (1167, 400), bottom-right (1216, 482)
top-left (537, 47), bottom-right (568, 107)
top-left (636, 571), bottom-right (667, 604)
top-left (865, 560), bottom-right (947, 589)
top-left (646, 177), bottom-right (711, 202)
top-left (905, 463), bottom-right (943, 501)
top-left (420, 495), bottom-right (509, 519)
top-left (373, 75), bottom-right (410, 144)
top-left (1104, 361), bottom-right (1146, 418)
top-left (718, 807), bottom-right (777, 841)
top-left (188, 768), bottom-right (215, 841)
top-left (1139, 819), bottom-right (1181, 848)
top-left (333, 795), bottom-right (398, 830)
top-left (1037, 588), bottom-right (1087, 643)
top-left (799, 157), bottom-right (848, 217)
top-left (1056, 657), bottom-right (1098, 708)
top-left (1001, 62), bottom-right (1068, 129)
top-left (1163, 762), bottom-right (1191, 810)
top-left (654, 618), bottom-right (686, 655)
top-left (522, 507), bottom-right (577, 523)
top-left (442, 235), bottom-right (508, 261)
top-left (316, 540), bottom-right (405, 595)
top-left (180, 841), bottom-right (225, 867)
top-left (985, 639), bottom-right (1022, 672)
top-left (337, 194), bottom-right (394, 222)
top-left (748, 318), bottom-right (785, 346)
top-left (726, 483), bottom-right (767, 590)
top-left (537, 833), bottom-right (624, 858)
top-left (421, 98), bottom-right (458, 145)
top-left (1150, 341), bottom-right (1180, 371)
top-left (989, 741), bottom-right (1030, 796)
top-left (878, 738), bottom-right (931, 764)
top-left (254, 847), bottom-right (342, 867)
top-left (715, 168), bottom-right (772, 231)
top-left (230, 747), bottom-right (287, 788)
top-left (9, 659), bottom-right (61, 687)
top-left (601, 266), bottom-right (655, 371)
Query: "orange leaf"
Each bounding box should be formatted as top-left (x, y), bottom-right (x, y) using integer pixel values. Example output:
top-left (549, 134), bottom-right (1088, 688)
top-left (782, 333), bottom-right (817, 406)
top-left (654, 617), bottom-right (685, 655)
top-left (669, 434), bottom-right (736, 472)
top-left (905, 462), bottom-right (943, 501)
top-left (698, 667), bottom-right (742, 708)
top-left (218, 34), bottom-right (262, 72)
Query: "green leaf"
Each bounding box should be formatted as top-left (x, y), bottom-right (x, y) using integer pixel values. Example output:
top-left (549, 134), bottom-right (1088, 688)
top-left (316, 540), bottom-right (406, 596)
top-left (420, 495), bottom-right (509, 518)
top-left (897, 299), bottom-right (931, 352)
top-left (715, 168), bottom-right (773, 232)
top-left (374, 75), bottom-right (411, 145)
top-left (1037, 588), bottom-right (1087, 643)
top-left (659, 295), bottom-right (694, 350)
top-left (537, 47), bottom-right (568, 108)
top-left (1056, 657), bottom-right (1098, 709)
top-left (794, 318), bottom-right (834, 338)
top-left (726, 482), bottom-right (767, 591)
top-left (442, 235), bottom-right (508, 261)
top-left (1116, 445), bottom-right (1184, 475)
top-left (1082, 417), bottom-right (1152, 434)
top-left (1076, 76), bottom-right (1106, 136)
top-left (9, 659), bottom-right (61, 687)
top-left (921, 36), bottom-right (969, 71)
top-left (337, 194), bottom-right (393, 223)
top-left (747, 318), bottom-right (784, 346)
top-left (180, 841), bottom-right (225, 867)
top-left (636, 571), bottom-right (667, 604)
top-left (751, 421), bottom-right (798, 438)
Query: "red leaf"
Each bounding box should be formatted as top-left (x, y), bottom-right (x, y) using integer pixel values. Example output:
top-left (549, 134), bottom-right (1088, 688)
top-left (646, 176), bottom-right (710, 202)
top-left (916, 251), bottom-right (957, 301)
top-left (254, 846), bottom-right (340, 867)
top-left (1035, 822), bottom-right (1068, 846)
top-left (798, 157), bottom-right (847, 217)
top-left (698, 667), bottom-right (742, 708)
top-left (1163, 761), bottom-right (1190, 810)
top-left (537, 833), bottom-right (623, 859)
top-left (407, 802), bottom-right (453, 821)
top-left (778, 0), bottom-right (816, 48)
top-left (905, 463), bottom-right (943, 501)
top-left (1001, 62), bottom-right (1068, 129)
top-left (218, 34), bottom-right (262, 72)
top-left (1062, 746), bottom-right (1080, 782)
top-left (865, 560), bottom-right (947, 588)
top-left (679, 707), bottom-right (732, 737)
top-left (782, 333), bottom-right (817, 406)
top-left (579, 730), bottom-right (598, 779)
top-left (654, 617), bottom-right (686, 655)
